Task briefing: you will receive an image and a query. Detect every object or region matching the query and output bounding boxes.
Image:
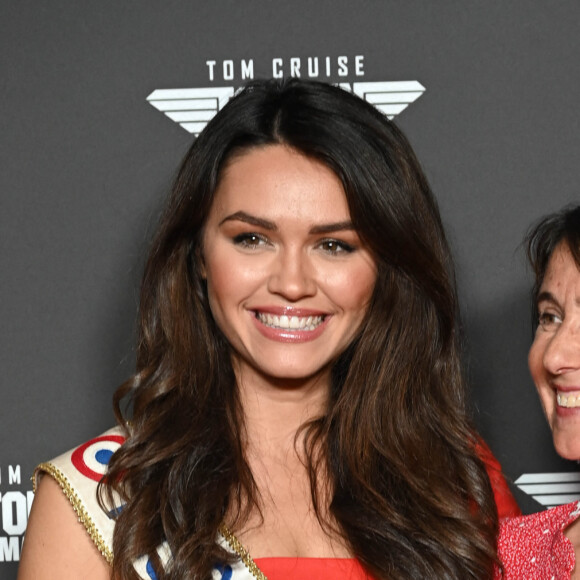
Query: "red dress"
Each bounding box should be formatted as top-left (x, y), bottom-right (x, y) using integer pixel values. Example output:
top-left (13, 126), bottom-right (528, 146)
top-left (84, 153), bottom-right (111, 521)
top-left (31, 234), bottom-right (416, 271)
top-left (476, 437), bottom-right (522, 519)
top-left (254, 557), bottom-right (371, 579)
top-left (495, 501), bottom-right (580, 579)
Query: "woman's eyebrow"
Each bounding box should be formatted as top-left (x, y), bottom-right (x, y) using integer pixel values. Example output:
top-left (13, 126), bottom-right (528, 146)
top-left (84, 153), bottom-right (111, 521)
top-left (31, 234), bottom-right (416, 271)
top-left (537, 291), bottom-right (559, 306)
top-left (219, 211), bottom-right (277, 230)
top-left (309, 221), bottom-right (354, 234)
top-left (219, 212), bottom-right (354, 235)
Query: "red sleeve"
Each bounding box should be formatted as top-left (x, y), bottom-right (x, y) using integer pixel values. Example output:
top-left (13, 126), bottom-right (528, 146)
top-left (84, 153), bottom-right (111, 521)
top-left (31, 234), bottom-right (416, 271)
top-left (475, 437), bottom-right (522, 519)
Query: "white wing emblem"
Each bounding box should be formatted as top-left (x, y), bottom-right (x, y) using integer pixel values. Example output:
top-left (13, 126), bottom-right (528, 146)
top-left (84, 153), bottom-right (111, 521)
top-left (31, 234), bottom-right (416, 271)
top-left (515, 472), bottom-right (580, 508)
top-left (349, 81), bottom-right (425, 119)
top-left (146, 87), bottom-right (235, 135)
top-left (147, 81), bottom-right (425, 135)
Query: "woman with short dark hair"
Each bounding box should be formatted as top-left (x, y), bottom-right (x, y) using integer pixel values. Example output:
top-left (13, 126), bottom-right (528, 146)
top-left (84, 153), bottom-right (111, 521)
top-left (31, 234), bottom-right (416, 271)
top-left (497, 205), bottom-right (580, 578)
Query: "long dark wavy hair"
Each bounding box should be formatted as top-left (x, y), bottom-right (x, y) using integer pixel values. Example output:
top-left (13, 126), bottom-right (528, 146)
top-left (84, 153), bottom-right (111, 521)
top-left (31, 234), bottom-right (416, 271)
top-left (102, 78), bottom-right (498, 579)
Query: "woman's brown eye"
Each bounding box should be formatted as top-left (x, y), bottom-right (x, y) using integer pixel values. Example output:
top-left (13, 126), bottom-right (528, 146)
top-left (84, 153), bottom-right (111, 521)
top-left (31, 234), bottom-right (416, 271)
top-left (538, 311), bottom-right (562, 330)
top-left (233, 233), bottom-right (268, 248)
top-left (319, 239), bottom-right (354, 254)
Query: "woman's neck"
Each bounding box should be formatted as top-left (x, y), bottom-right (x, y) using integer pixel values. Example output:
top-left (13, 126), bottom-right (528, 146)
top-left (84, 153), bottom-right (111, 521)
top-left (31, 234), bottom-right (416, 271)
top-left (234, 362), bottom-right (331, 457)
top-left (226, 364), bottom-right (349, 559)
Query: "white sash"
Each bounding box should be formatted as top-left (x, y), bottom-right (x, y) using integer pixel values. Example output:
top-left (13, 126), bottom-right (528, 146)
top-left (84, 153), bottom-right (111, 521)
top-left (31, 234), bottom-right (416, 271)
top-left (35, 428), bottom-right (261, 580)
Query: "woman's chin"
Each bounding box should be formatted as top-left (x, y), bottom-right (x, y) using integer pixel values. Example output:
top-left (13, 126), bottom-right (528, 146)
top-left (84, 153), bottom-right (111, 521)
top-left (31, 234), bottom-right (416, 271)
top-left (554, 435), bottom-right (580, 462)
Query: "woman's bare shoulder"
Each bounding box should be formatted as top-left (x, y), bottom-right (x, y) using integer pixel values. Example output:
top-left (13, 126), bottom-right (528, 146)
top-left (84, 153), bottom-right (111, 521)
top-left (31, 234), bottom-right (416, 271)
top-left (18, 474), bottom-right (111, 580)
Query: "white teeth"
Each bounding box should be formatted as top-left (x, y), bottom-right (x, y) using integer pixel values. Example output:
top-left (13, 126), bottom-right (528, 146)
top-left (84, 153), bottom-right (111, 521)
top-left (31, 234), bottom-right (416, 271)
top-left (257, 312), bottom-right (324, 330)
top-left (557, 392), bottom-right (580, 408)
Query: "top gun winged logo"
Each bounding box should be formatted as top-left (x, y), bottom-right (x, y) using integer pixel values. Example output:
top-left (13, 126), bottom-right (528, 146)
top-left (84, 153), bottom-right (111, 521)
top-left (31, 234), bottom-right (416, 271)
top-left (146, 81), bottom-right (426, 136)
top-left (514, 471), bottom-right (580, 509)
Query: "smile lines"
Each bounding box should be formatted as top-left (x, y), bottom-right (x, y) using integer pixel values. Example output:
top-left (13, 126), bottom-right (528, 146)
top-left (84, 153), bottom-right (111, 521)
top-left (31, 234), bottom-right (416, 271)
top-left (256, 312), bottom-right (325, 331)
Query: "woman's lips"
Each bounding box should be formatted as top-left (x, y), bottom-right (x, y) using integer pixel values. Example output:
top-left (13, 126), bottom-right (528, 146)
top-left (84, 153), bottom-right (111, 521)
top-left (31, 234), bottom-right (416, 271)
top-left (251, 308), bottom-right (330, 342)
top-left (256, 312), bottom-right (325, 331)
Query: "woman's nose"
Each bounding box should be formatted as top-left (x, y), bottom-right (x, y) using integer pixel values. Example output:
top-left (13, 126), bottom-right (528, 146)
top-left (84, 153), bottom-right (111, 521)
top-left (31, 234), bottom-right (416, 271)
top-left (543, 320), bottom-right (580, 376)
top-left (267, 248), bottom-right (316, 301)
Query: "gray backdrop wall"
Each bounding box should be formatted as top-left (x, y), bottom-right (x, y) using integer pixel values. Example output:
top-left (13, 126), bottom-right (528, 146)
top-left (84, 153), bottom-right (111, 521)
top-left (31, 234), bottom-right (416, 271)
top-left (2, 1), bottom-right (579, 576)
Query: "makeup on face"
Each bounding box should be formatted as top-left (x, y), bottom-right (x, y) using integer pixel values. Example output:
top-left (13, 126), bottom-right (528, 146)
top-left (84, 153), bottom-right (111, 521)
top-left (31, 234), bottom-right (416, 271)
top-left (201, 145), bottom-right (377, 387)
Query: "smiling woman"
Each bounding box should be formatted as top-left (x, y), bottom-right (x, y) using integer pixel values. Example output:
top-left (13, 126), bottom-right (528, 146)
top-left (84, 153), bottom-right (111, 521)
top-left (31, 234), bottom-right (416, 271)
top-left (529, 242), bottom-right (580, 461)
top-left (497, 205), bottom-right (580, 579)
top-left (19, 79), bottom-right (499, 580)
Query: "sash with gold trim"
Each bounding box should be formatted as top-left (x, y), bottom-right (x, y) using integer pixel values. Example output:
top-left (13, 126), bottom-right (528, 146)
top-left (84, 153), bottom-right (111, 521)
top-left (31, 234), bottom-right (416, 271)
top-left (34, 428), bottom-right (263, 580)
